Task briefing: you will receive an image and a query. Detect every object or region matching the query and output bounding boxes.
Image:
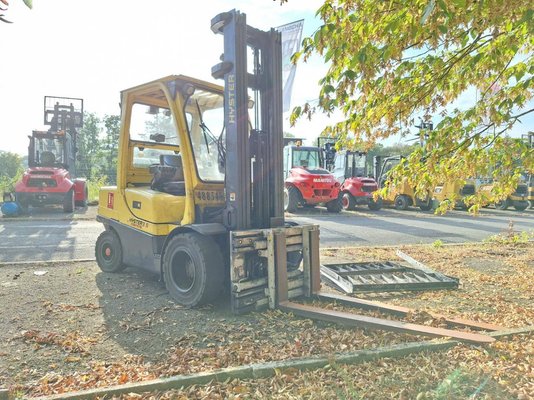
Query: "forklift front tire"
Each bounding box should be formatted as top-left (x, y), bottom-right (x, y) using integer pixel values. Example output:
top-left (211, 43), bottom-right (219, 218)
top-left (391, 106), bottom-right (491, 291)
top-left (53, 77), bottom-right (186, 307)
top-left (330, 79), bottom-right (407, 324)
top-left (326, 196), bottom-right (343, 213)
top-left (95, 230), bottom-right (125, 273)
top-left (514, 203), bottom-right (528, 211)
top-left (162, 232), bottom-right (224, 307)
top-left (418, 199), bottom-right (433, 211)
top-left (341, 192), bottom-right (355, 211)
top-left (495, 199), bottom-right (510, 210)
top-left (394, 195), bottom-right (409, 210)
top-left (284, 186), bottom-right (300, 214)
top-left (368, 197), bottom-right (382, 211)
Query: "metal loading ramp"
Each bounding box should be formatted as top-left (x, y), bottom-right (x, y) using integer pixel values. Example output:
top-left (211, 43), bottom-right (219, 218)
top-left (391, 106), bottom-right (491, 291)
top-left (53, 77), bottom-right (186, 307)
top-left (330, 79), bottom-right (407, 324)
top-left (320, 255), bottom-right (459, 294)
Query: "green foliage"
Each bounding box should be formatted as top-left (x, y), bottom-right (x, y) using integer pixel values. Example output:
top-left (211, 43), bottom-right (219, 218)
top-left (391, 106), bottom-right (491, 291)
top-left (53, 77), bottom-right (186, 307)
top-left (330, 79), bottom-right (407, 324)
top-left (432, 239), bottom-right (443, 248)
top-left (102, 115), bottom-right (121, 184)
top-left (87, 175), bottom-right (108, 203)
top-left (0, 151), bottom-right (23, 195)
top-left (293, 0), bottom-right (534, 208)
top-left (78, 112), bottom-right (103, 180)
top-left (484, 224), bottom-right (533, 245)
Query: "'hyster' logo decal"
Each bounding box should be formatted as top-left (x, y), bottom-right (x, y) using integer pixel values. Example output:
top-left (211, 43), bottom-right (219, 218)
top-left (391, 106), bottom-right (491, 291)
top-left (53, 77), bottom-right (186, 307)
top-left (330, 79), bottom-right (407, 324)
top-left (313, 178), bottom-right (333, 183)
top-left (128, 218), bottom-right (148, 229)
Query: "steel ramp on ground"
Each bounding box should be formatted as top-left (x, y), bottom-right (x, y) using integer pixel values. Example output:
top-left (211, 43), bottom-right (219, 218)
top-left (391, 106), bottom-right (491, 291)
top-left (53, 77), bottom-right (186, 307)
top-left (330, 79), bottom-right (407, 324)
top-left (320, 259), bottom-right (459, 294)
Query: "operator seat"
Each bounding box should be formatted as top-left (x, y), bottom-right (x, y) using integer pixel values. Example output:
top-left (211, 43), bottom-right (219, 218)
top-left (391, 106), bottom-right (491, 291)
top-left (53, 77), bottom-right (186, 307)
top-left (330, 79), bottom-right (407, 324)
top-left (149, 154), bottom-right (186, 196)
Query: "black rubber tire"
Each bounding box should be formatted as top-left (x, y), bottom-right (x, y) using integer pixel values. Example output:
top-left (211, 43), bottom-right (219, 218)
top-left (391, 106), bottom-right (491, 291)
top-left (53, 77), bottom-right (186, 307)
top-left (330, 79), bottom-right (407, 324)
top-left (162, 232), bottom-right (224, 307)
top-left (76, 186), bottom-right (88, 207)
top-left (419, 199), bottom-right (433, 211)
top-left (284, 186), bottom-right (301, 213)
top-left (63, 189), bottom-right (75, 213)
top-left (326, 195), bottom-right (343, 213)
top-left (394, 195), bottom-right (409, 210)
top-left (368, 197), bottom-right (382, 211)
top-left (495, 199), bottom-right (509, 210)
top-left (341, 192), bottom-right (355, 211)
top-left (95, 230), bottom-right (126, 273)
top-left (514, 203), bottom-right (528, 211)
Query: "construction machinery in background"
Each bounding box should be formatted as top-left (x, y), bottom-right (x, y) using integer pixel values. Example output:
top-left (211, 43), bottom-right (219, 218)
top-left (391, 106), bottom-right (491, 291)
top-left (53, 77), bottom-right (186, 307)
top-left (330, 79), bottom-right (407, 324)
top-left (330, 149), bottom-right (382, 211)
top-left (316, 137), bottom-right (381, 211)
top-left (14, 96), bottom-right (87, 213)
top-left (94, 10), bottom-right (501, 345)
top-left (432, 179), bottom-right (476, 210)
top-left (374, 155), bottom-right (433, 211)
top-left (478, 180), bottom-right (530, 211)
top-left (283, 138), bottom-right (342, 213)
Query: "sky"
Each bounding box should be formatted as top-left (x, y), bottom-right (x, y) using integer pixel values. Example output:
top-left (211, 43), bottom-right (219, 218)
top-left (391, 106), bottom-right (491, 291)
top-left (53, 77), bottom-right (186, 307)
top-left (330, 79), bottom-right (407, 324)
top-left (1, 0), bottom-right (532, 156)
top-left (1, 0), bottom-right (336, 155)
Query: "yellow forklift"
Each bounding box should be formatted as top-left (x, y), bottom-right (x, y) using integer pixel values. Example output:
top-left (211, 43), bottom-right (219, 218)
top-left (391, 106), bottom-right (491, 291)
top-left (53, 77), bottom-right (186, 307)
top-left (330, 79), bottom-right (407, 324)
top-left (93, 10), bottom-right (500, 344)
top-left (95, 10), bottom-right (317, 312)
top-left (373, 155), bottom-right (433, 211)
top-left (431, 179), bottom-right (476, 210)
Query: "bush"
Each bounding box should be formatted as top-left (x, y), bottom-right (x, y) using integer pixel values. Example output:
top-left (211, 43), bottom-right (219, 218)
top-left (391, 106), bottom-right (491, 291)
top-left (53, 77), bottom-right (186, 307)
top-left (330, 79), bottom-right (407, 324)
top-left (87, 175), bottom-right (108, 203)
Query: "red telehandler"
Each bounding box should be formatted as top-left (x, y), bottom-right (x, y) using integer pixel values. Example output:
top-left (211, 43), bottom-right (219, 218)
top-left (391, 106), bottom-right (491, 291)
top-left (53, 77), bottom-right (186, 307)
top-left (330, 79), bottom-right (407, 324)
top-left (283, 138), bottom-right (342, 213)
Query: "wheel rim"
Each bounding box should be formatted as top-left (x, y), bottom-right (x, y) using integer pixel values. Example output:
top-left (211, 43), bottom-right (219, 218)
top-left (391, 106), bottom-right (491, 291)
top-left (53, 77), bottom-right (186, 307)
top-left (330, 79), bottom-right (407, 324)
top-left (170, 250), bottom-right (195, 293)
top-left (342, 195), bottom-right (350, 209)
top-left (101, 241), bottom-right (114, 263)
top-left (284, 189), bottom-right (289, 210)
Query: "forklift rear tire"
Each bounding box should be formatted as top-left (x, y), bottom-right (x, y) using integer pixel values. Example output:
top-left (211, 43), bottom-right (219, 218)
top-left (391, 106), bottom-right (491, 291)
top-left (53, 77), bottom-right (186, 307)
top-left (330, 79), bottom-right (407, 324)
top-left (394, 195), bottom-right (409, 210)
top-left (341, 192), bottom-right (355, 211)
top-left (162, 232), bottom-right (224, 307)
top-left (95, 230), bottom-right (126, 273)
top-left (368, 197), bottom-right (382, 211)
top-left (63, 189), bottom-right (75, 213)
top-left (326, 196), bottom-right (343, 213)
top-left (284, 186), bottom-right (300, 214)
top-left (76, 186), bottom-right (88, 207)
top-left (495, 199), bottom-right (509, 210)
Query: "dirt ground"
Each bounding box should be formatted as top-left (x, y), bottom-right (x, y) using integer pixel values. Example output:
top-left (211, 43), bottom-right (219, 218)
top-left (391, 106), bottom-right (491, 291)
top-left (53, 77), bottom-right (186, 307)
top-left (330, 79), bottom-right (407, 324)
top-left (0, 241), bottom-right (532, 399)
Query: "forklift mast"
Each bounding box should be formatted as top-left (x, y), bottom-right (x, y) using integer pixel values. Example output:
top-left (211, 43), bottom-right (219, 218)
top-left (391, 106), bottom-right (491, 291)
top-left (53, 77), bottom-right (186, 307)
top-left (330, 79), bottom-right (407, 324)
top-left (211, 10), bottom-right (284, 231)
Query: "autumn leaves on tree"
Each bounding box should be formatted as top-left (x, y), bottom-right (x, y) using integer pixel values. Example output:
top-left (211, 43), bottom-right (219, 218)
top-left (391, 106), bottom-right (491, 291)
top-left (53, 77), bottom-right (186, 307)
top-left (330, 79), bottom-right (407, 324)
top-left (291, 0), bottom-right (534, 210)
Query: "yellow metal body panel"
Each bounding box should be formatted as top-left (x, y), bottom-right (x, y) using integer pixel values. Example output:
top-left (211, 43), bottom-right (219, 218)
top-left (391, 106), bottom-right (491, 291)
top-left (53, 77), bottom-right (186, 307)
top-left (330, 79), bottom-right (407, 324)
top-left (433, 180), bottom-right (474, 203)
top-left (382, 178), bottom-right (415, 203)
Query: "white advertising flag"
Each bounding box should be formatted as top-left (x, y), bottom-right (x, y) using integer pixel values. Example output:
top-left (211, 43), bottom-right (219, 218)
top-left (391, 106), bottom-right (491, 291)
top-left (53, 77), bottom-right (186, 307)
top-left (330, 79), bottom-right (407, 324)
top-left (276, 19), bottom-right (304, 112)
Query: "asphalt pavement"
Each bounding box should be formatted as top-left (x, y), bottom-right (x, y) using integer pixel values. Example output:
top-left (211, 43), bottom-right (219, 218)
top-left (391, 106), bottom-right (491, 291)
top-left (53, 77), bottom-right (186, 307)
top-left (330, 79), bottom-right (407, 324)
top-left (0, 204), bottom-right (532, 263)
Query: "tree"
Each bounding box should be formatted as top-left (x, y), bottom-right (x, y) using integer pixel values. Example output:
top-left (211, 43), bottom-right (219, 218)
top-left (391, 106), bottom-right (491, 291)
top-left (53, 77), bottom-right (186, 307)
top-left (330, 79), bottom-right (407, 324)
top-left (102, 115), bottom-right (120, 184)
top-left (1, 0), bottom-right (32, 23)
top-left (291, 0), bottom-right (534, 211)
top-left (77, 112), bottom-right (103, 180)
top-left (0, 150), bottom-right (23, 194)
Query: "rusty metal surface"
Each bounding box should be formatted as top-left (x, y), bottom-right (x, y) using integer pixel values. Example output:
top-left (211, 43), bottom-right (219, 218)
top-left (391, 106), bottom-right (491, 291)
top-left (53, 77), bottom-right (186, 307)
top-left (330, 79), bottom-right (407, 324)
top-left (316, 291), bottom-right (504, 332)
top-left (279, 301), bottom-right (495, 344)
top-left (320, 260), bottom-right (459, 294)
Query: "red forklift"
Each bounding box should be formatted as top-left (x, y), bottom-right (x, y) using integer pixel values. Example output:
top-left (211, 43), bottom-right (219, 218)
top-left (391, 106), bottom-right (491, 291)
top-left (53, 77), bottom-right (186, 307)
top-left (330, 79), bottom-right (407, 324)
top-left (14, 96), bottom-right (88, 213)
top-left (318, 137), bottom-right (381, 211)
top-left (283, 138), bottom-right (342, 213)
